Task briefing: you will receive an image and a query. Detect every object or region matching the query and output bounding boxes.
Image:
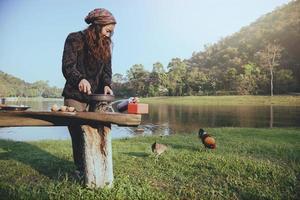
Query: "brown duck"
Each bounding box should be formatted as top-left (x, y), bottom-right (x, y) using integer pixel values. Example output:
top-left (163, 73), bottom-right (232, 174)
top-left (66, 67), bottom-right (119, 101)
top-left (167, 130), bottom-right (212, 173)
top-left (151, 141), bottom-right (168, 156)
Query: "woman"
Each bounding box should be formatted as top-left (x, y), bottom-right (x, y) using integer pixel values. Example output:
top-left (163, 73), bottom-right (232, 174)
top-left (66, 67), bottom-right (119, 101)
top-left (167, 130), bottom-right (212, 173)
top-left (61, 8), bottom-right (116, 174)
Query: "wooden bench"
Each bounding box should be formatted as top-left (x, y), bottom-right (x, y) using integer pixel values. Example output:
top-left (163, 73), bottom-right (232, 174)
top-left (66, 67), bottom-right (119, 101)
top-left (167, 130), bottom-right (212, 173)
top-left (0, 109), bottom-right (142, 188)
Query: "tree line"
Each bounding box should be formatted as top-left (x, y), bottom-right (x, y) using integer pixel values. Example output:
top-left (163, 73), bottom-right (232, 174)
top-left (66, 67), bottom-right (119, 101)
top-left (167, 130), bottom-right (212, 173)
top-left (113, 42), bottom-right (294, 97)
top-left (0, 71), bottom-right (62, 98)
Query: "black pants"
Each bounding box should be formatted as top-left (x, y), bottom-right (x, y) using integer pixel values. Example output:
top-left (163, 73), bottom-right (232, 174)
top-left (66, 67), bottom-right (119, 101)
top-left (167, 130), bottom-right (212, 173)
top-left (64, 99), bottom-right (88, 172)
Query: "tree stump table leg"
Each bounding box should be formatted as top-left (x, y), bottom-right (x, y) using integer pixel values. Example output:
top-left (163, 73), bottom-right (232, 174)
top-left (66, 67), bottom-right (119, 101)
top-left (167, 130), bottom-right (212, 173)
top-left (81, 102), bottom-right (114, 188)
top-left (81, 124), bottom-right (113, 188)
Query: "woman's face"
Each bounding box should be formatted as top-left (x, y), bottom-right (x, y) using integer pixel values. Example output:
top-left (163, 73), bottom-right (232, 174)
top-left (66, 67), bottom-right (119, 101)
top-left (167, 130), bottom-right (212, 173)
top-left (101, 24), bottom-right (115, 38)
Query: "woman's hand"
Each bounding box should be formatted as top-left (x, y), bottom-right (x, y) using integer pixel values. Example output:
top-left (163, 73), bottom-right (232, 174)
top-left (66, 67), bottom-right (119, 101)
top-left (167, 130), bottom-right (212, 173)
top-left (78, 79), bottom-right (91, 95)
top-left (104, 86), bottom-right (113, 95)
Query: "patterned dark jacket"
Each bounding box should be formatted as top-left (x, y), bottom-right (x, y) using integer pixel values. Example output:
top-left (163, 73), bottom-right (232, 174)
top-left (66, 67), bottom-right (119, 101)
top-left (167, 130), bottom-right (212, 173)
top-left (62, 31), bottom-right (112, 102)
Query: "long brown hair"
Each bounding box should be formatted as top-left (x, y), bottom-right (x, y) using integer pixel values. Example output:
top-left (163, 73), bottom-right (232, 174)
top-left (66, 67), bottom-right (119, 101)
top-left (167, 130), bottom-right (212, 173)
top-left (84, 24), bottom-right (112, 66)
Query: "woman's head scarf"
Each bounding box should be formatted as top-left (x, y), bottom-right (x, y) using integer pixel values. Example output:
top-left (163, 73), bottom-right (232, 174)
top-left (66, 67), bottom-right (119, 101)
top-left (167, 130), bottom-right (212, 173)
top-left (85, 8), bottom-right (116, 26)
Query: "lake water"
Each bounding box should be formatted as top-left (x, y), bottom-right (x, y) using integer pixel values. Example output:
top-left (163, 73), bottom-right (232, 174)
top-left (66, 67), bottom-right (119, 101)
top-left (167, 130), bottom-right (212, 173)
top-left (0, 100), bottom-right (299, 141)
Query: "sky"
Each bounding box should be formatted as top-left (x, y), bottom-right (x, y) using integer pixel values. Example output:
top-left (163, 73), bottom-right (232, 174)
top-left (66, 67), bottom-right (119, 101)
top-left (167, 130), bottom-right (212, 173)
top-left (0, 0), bottom-right (291, 88)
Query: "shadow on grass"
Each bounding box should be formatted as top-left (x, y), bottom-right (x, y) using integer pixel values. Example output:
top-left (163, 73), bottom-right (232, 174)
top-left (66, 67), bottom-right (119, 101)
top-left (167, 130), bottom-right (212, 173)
top-left (0, 139), bottom-right (74, 180)
top-left (123, 152), bottom-right (150, 157)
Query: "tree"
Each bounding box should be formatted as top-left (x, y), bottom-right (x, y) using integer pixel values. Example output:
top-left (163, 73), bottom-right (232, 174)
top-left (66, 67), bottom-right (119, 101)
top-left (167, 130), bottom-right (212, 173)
top-left (111, 73), bottom-right (128, 97)
top-left (224, 68), bottom-right (238, 92)
top-left (258, 43), bottom-right (283, 96)
top-left (0, 84), bottom-right (9, 97)
top-left (274, 69), bottom-right (296, 93)
top-left (112, 73), bottom-right (126, 83)
top-left (149, 62), bottom-right (168, 96)
top-left (237, 63), bottom-right (261, 95)
top-left (127, 64), bottom-right (149, 96)
top-left (167, 58), bottom-right (187, 96)
top-left (31, 80), bottom-right (49, 97)
top-left (185, 67), bottom-right (208, 95)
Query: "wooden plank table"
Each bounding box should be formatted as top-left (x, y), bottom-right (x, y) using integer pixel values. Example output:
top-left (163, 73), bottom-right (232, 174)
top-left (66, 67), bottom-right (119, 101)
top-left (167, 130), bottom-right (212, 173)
top-left (0, 111), bottom-right (141, 127)
top-left (0, 110), bottom-right (142, 188)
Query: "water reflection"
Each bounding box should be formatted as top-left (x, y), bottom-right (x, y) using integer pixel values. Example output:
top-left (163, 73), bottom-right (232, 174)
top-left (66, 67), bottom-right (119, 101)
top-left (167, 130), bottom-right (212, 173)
top-left (0, 100), bottom-right (299, 141)
top-left (270, 105), bottom-right (273, 128)
top-left (141, 104), bottom-right (300, 133)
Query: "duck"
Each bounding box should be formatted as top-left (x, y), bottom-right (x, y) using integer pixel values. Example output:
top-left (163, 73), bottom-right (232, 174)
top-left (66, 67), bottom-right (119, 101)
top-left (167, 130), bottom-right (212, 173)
top-left (198, 128), bottom-right (216, 149)
top-left (151, 141), bottom-right (168, 156)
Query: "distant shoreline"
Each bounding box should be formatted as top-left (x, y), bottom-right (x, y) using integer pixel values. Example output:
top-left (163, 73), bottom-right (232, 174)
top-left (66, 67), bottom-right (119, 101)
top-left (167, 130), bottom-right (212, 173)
top-left (142, 95), bottom-right (300, 106)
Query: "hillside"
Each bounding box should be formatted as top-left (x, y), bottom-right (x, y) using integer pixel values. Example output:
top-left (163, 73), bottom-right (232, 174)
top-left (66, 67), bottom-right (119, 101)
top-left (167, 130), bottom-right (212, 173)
top-left (186, 0), bottom-right (300, 94)
top-left (0, 71), bottom-right (62, 98)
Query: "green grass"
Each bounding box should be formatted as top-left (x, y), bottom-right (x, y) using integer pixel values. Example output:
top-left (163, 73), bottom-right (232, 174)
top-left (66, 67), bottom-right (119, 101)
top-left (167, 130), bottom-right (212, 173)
top-left (141, 95), bottom-right (300, 106)
top-left (0, 128), bottom-right (299, 199)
